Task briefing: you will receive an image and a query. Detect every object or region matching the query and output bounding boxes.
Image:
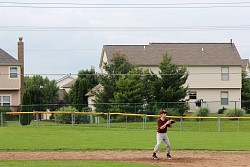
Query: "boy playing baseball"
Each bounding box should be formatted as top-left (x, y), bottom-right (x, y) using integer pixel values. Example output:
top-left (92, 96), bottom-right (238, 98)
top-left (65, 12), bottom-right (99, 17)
top-left (152, 109), bottom-right (174, 160)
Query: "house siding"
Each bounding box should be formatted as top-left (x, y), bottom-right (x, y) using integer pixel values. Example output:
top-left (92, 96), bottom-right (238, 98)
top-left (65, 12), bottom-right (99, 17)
top-left (0, 66), bottom-right (20, 89)
top-left (186, 66), bottom-right (241, 88)
top-left (100, 53), bottom-right (108, 74)
top-left (141, 66), bottom-right (241, 113)
top-left (0, 90), bottom-right (20, 109)
top-left (188, 88), bottom-right (241, 113)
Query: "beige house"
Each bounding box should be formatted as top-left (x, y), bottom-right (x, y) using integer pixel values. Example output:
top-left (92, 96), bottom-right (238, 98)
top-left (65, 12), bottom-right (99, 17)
top-left (56, 75), bottom-right (76, 102)
top-left (99, 42), bottom-right (244, 113)
top-left (85, 84), bottom-right (103, 111)
top-left (56, 75), bottom-right (75, 91)
top-left (0, 38), bottom-right (24, 111)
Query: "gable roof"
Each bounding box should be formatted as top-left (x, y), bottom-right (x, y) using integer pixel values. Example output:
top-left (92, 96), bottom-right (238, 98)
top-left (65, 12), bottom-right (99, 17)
top-left (0, 48), bottom-right (20, 65)
top-left (85, 84), bottom-right (103, 97)
top-left (61, 79), bottom-right (76, 88)
top-left (241, 59), bottom-right (249, 70)
top-left (56, 75), bottom-right (75, 84)
top-left (101, 43), bottom-right (242, 67)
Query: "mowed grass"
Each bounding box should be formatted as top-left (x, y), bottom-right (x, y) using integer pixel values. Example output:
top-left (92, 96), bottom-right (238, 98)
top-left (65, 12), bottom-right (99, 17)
top-left (0, 160), bottom-right (156, 167)
top-left (0, 126), bottom-right (250, 151)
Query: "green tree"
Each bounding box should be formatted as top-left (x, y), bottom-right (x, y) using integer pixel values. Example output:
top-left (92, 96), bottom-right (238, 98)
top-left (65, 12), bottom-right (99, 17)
top-left (20, 91), bottom-right (33, 125)
top-left (24, 75), bottom-right (59, 111)
top-left (156, 53), bottom-right (189, 115)
top-left (113, 68), bottom-right (159, 115)
top-left (69, 68), bottom-right (98, 111)
top-left (94, 53), bottom-right (135, 112)
top-left (112, 68), bottom-right (144, 113)
top-left (241, 71), bottom-right (250, 113)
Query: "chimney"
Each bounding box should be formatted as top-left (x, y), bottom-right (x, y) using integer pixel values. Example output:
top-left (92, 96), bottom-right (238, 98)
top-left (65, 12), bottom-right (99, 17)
top-left (230, 39), bottom-right (233, 47)
top-left (18, 37), bottom-right (24, 103)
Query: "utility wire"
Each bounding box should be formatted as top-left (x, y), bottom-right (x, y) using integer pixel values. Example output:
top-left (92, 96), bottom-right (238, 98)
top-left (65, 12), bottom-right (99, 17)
top-left (1, 1), bottom-right (250, 8)
top-left (1, 25), bottom-right (250, 31)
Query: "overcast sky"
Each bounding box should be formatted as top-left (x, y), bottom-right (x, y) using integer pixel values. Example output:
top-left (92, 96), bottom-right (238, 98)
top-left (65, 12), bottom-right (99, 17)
top-left (1, 0), bottom-right (250, 80)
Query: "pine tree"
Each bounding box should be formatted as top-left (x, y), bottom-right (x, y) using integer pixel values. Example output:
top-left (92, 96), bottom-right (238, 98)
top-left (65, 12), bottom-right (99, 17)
top-left (20, 91), bottom-right (33, 125)
top-left (93, 53), bottom-right (135, 112)
top-left (156, 53), bottom-right (189, 115)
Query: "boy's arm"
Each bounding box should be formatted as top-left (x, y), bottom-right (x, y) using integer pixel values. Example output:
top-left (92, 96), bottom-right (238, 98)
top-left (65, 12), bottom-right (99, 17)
top-left (160, 119), bottom-right (173, 129)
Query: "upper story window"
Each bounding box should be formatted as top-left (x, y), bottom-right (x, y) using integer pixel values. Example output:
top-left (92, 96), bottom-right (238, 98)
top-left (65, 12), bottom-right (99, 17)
top-left (221, 67), bottom-right (229, 81)
top-left (10, 67), bottom-right (18, 78)
top-left (0, 96), bottom-right (11, 106)
top-left (221, 91), bottom-right (228, 105)
top-left (188, 91), bottom-right (197, 99)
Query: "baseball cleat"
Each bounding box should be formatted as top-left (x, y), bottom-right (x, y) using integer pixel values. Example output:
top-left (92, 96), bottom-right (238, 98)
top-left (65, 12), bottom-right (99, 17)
top-left (152, 153), bottom-right (159, 160)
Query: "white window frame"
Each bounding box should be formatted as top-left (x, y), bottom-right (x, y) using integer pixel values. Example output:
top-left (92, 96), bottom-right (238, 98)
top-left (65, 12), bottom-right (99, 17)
top-left (0, 95), bottom-right (11, 106)
top-left (9, 66), bottom-right (18, 79)
top-left (221, 67), bottom-right (229, 81)
top-left (221, 91), bottom-right (228, 105)
top-left (188, 91), bottom-right (197, 100)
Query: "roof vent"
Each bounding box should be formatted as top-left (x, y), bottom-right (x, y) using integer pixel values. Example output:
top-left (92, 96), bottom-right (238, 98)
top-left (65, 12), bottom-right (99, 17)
top-left (201, 47), bottom-right (204, 52)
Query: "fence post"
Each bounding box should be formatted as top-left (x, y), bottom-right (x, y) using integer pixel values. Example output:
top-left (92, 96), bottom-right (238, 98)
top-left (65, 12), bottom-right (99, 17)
top-left (107, 112), bottom-right (110, 128)
top-left (36, 110), bottom-right (39, 126)
top-left (180, 116), bottom-right (183, 132)
top-left (198, 118), bottom-right (201, 132)
top-left (0, 112), bottom-right (3, 127)
top-left (218, 116), bottom-right (221, 132)
top-left (143, 114), bottom-right (146, 130)
top-left (237, 118), bottom-right (240, 132)
top-left (71, 111), bottom-right (75, 127)
top-left (54, 113), bottom-right (57, 125)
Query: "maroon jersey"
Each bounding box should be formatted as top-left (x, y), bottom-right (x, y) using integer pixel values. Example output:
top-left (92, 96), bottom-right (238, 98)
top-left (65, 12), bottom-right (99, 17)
top-left (157, 118), bottom-right (169, 133)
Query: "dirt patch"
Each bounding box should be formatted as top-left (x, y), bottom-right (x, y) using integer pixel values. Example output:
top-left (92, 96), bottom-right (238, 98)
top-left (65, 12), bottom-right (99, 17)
top-left (0, 150), bottom-right (250, 167)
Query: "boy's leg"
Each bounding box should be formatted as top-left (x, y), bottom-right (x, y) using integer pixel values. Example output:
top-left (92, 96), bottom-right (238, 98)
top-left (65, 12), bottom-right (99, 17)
top-left (153, 132), bottom-right (163, 153)
top-left (163, 133), bottom-right (170, 155)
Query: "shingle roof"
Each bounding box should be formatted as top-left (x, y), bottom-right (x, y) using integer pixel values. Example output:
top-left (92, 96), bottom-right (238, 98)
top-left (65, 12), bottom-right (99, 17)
top-left (101, 43), bottom-right (242, 67)
top-left (241, 59), bottom-right (249, 70)
top-left (85, 84), bottom-right (103, 96)
top-left (0, 48), bottom-right (19, 65)
top-left (61, 79), bottom-right (76, 88)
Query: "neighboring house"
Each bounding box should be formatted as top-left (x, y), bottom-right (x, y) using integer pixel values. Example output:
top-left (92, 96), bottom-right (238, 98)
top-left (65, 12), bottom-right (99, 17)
top-left (0, 38), bottom-right (24, 111)
top-left (56, 75), bottom-right (75, 90)
top-left (85, 84), bottom-right (103, 111)
top-left (60, 79), bottom-right (76, 93)
top-left (242, 59), bottom-right (250, 78)
top-left (56, 75), bottom-right (75, 101)
top-left (99, 42), bottom-right (244, 113)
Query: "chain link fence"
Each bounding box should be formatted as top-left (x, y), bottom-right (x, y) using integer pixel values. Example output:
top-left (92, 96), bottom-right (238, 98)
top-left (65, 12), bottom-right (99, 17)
top-left (1, 102), bottom-right (250, 132)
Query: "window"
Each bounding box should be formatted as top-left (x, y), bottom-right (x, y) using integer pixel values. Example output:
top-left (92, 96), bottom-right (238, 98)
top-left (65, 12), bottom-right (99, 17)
top-left (0, 96), bottom-right (11, 106)
top-left (221, 67), bottom-right (229, 81)
top-left (189, 91), bottom-right (197, 99)
top-left (10, 67), bottom-right (18, 78)
top-left (221, 91), bottom-right (228, 105)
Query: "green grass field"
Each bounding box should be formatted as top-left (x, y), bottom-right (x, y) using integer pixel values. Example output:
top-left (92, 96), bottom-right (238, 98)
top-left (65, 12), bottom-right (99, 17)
top-left (1, 123), bottom-right (250, 166)
top-left (1, 126), bottom-right (250, 151)
top-left (0, 160), bottom-right (156, 167)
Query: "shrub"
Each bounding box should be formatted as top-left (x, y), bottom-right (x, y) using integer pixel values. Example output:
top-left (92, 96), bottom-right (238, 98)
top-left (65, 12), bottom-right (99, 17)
top-left (0, 107), bottom-right (11, 125)
top-left (193, 107), bottom-right (210, 121)
top-left (224, 108), bottom-right (245, 117)
top-left (55, 106), bottom-right (90, 124)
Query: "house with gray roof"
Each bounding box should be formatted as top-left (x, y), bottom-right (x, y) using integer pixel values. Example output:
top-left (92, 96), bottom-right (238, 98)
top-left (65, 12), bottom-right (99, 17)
top-left (99, 42), bottom-right (244, 113)
top-left (0, 38), bottom-right (24, 110)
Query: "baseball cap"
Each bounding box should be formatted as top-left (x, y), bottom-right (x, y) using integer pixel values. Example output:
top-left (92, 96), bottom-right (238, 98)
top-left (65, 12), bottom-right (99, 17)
top-left (160, 110), bottom-right (167, 115)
